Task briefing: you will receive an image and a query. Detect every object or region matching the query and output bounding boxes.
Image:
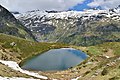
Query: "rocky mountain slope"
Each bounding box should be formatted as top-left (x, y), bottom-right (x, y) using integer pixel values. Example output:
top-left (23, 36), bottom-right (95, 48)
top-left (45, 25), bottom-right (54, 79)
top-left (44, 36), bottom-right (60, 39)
top-left (0, 5), bottom-right (35, 40)
top-left (16, 7), bottom-right (120, 46)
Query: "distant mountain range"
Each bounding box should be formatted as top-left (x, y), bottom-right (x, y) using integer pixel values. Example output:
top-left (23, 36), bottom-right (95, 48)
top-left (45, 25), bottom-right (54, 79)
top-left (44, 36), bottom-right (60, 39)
top-left (0, 5), bottom-right (35, 41)
top-left (14, 6), bottom-right (120, 46)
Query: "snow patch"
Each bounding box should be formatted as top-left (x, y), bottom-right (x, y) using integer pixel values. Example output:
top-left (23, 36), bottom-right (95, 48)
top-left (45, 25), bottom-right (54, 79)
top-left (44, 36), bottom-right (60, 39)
top-left (0, 60), bottom-right (48, 79)
top-left (0, 76), bottom-right (39, 80)
top-left (71, 76), bottom-right (81, 80)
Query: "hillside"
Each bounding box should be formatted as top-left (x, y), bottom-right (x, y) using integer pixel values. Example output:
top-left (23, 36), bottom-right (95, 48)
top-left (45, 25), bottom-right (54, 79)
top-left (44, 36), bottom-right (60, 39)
top-left (0, 33), bottom-right (119, 79)
top-left (16, 8), bottom-right (120, 46)
top-left (0, 5), bottom-right (35, 40)
top-left (0, 33), bottom-right (68, 79)
top-left (0, 33), bottom-right (68, 62)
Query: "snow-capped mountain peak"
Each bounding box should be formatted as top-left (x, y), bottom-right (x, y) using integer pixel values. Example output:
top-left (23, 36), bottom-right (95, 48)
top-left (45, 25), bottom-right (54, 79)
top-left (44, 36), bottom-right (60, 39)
top-left (15, 8), bottom-right (120, 46)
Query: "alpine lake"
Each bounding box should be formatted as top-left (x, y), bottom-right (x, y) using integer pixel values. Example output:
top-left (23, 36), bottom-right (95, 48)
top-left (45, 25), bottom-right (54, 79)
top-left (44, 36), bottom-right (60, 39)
top-left (21, 48), bottom-right (88, 71)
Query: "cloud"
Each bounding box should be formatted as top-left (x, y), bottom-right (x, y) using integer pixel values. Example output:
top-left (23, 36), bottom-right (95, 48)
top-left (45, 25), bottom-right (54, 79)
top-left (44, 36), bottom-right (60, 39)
top-left (0, 0), bottom-right (85, 12)
top-left (88, 0), bottom-right (120, 9)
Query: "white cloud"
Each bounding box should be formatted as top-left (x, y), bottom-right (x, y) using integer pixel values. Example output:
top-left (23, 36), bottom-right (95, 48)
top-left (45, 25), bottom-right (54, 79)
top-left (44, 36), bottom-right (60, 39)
top-left (0, 0), bottom-right (85, 12)
top-left (88, 0), bottom-right (120, 9)
top-left (87, 0), bottom-right (104, 7)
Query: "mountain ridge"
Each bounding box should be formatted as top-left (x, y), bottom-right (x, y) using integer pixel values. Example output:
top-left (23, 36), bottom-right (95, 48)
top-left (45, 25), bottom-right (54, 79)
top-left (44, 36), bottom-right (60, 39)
top-left (16, 8), bottom-right (120, 46)
top-left (0, 5), bottom-right (35, 41)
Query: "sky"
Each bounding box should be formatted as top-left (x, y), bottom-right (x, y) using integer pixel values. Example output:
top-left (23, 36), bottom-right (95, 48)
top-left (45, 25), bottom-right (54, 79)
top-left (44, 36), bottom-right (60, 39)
top-left (0, 0), bottom-right (120, 12)
top-left (69, 0), bottom-right (93, 11)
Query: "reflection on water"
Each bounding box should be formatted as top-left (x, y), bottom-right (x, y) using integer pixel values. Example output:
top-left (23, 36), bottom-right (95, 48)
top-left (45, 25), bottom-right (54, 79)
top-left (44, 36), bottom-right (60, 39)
top-left (21, 48), bottom-right (88, 71)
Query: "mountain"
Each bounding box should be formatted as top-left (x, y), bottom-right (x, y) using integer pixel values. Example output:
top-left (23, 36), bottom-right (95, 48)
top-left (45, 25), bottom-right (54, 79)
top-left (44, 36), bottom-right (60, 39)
top-left (0, 5), bottom-right (119, 80)
top-left (16, 8), bottom-right (120, 46)
top-left (109, 5), bottom-right (120, 13)
top-left (0, 5), bottom-right (35, 40)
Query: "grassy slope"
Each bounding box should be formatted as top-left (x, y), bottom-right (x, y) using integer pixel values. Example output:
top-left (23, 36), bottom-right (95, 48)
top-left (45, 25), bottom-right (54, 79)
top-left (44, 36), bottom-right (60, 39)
top-left (0, 33), bottom-right (120, 79)
top-left (87, 42), bottom-right (120, 55)
top-left (0, 33), bottom-right (68, 62)
top-left (70, 42), bottom-right (120, 80)
top-left (72, 42), bottom-right (120, 57)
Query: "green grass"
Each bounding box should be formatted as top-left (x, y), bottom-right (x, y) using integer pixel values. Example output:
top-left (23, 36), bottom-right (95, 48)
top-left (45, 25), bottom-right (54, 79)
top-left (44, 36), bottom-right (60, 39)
top-left (0, 33), bottom-right (68, 60)
top-left (86, 42), bottom-right (120, 56)
top-left (87, 46), bottom-right (102, 55)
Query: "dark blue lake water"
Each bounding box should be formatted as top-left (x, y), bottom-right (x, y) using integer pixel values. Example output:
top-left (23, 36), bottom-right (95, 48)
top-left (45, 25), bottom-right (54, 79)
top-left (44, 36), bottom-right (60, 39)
top-left (21, 48), bottom-right (88, 71)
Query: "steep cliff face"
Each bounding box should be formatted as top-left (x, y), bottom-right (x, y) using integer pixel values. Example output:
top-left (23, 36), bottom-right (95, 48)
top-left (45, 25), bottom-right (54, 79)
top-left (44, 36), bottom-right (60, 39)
top-left (16, 9), bottom-right (120, 46)
top-left (0, 5), bottom-right (35, 41)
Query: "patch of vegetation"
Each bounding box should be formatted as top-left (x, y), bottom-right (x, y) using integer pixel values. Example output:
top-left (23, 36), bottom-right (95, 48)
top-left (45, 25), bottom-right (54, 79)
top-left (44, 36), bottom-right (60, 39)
top-left (109, 76), bottom-right (120, 80)
top-left (101, 68), bottom-right (108, 76)
top-left (85, 42), bottom-right (120, 56)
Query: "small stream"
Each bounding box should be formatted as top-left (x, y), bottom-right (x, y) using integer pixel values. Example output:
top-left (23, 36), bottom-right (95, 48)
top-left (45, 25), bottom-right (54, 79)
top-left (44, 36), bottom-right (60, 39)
top-left (21, 48), bottom-right (88, 71)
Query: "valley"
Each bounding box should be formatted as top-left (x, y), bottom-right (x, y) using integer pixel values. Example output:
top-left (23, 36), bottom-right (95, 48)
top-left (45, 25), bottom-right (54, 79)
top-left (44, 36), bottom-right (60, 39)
top-left (0, 4), bottom-right (119, 80)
